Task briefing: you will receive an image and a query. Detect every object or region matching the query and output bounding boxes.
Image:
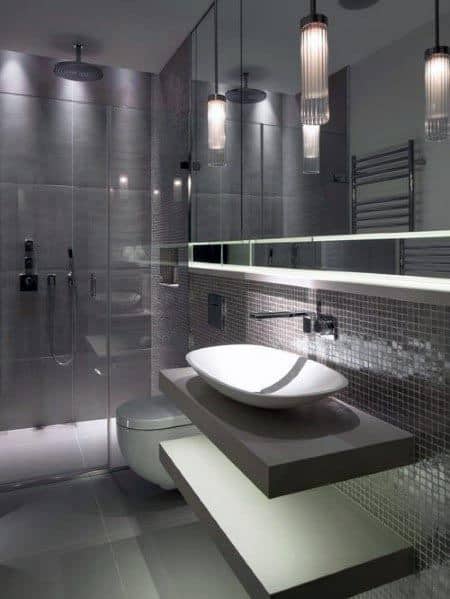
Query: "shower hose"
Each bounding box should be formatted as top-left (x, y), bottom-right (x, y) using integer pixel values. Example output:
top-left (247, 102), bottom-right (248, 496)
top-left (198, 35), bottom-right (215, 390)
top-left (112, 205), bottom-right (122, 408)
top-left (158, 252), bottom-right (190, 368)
top-left (47, 273), bottom-right (77, 367)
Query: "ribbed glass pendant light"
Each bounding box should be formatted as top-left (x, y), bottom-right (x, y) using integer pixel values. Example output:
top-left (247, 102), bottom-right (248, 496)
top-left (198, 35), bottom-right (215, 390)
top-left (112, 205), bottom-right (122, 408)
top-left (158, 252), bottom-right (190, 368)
top-left (302, 125), bottom-right (321, 174)
top-left (300, 0), bottom-right (330, 125)
top-left (208, 0), bottom-right (227, 166)
top-left (425, 0), bottom-right (450, 141)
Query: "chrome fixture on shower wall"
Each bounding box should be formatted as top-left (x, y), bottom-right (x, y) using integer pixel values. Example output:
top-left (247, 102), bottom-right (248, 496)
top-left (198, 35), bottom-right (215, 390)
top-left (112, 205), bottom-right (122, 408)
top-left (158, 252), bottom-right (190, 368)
top-left (208, 0), bottom-right (227, 167)
top-left (300, 0), bottom-right (330, 126)
top-left (424, 0), bottom-right (449, 141)
top-left (47, 247), bottom-right (78, 367)
top-left (19, 238), bottom-right (39, 291)
top-left (226, 72), bottom-right (267, 104)
top-left (54, 43), bottom-right (104, 82)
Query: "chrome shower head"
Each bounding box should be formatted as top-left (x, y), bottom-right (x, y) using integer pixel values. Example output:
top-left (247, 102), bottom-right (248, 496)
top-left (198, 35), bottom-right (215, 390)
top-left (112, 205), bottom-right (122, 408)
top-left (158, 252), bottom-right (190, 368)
top-left (226, 72), bottom-right (267, 104)
top-left (54, 43), bottom-right (103, 82)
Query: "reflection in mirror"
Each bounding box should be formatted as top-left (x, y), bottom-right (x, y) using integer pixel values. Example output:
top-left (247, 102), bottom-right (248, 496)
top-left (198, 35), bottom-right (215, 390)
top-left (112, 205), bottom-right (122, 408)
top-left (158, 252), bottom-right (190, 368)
top-left (191, 233), bottom-right (450, 278)
top-left (192, 242), bottom-right (250, 266)
top-left (189, 1), bottom-right (450, 277)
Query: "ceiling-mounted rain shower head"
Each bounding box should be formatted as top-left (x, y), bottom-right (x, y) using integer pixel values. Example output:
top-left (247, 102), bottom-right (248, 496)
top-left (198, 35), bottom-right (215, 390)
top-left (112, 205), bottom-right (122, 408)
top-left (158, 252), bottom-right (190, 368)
top-left (54, 43), bottom-right (103, 82)
top-left (339, 0), bottom-right (380, 8)
top-left (226, 72), bottom-right (267, 104)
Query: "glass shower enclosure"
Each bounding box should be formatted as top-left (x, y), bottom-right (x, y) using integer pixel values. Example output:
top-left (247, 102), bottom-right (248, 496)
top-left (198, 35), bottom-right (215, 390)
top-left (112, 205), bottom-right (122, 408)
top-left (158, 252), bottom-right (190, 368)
top-left (0, 49), bottom-right (152, 487)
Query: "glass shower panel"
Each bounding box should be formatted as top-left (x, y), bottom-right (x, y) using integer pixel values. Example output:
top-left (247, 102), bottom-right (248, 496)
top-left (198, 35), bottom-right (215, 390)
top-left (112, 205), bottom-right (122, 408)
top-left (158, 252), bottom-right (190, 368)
top-left (0, 91), bottom-right (109, 485)
top-left (73, 99), bottom-right (109, 471)
top-left (108, 105), bottom-right (151, 468)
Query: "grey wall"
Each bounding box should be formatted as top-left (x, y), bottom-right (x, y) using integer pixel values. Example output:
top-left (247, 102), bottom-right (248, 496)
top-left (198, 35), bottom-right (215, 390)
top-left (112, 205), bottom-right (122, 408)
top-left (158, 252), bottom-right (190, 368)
top-left (350, 12), bottom-right (450, 231)
top-left (0, 49), bottom-right (152, 432)
top-left (189, 272), bottom-right (449, 598)
top-left (150, 38), bottom-right (191, 396)
top-left (191, 68), bottom-right (349, 242)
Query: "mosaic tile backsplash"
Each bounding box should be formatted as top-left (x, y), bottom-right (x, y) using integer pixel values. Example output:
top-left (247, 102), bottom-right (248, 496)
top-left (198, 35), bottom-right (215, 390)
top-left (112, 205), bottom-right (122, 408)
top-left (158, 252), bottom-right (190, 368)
top-left (189, 273), bottom-right (449, 598)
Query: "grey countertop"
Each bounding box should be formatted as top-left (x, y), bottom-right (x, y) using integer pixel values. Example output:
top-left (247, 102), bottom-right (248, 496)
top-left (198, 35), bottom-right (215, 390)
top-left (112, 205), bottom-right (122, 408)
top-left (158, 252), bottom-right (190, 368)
top-left (160, 367), bottom-right (415, 498)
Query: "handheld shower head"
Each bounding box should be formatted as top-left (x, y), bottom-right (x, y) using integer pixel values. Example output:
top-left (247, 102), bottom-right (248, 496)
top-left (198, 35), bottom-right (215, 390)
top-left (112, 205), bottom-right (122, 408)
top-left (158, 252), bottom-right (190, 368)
top-left (54, 43), bottom-right (103, 82)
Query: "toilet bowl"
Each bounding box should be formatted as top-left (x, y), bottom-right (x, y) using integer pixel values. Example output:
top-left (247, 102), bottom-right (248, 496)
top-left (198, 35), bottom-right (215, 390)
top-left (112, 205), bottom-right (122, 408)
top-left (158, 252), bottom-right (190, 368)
top-left (117, 395), bottom-right (198, 490)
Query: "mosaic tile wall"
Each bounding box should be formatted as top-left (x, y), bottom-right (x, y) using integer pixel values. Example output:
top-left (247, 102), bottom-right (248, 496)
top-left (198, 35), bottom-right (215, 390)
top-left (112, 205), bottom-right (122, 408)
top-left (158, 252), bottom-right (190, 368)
top-left (150, 39), bottom-right (190, 396)
top-left (189, 272), bottom-right (449, 598)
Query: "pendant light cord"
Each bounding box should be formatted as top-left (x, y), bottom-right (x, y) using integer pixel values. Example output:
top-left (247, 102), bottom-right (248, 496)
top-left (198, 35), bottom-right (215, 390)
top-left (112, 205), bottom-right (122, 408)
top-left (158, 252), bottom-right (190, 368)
top-left (435, 0), bottom-right (440, 47)
top-left (310, 0), bottom-right (317, 16)
top-left (214, 0), bottom-right (219, 95)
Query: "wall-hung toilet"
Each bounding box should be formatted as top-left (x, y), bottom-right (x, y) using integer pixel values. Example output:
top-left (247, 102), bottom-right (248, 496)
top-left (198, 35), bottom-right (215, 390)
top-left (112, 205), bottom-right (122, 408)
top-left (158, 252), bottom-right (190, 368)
top-left (117, 395), bottom-right (198, 490)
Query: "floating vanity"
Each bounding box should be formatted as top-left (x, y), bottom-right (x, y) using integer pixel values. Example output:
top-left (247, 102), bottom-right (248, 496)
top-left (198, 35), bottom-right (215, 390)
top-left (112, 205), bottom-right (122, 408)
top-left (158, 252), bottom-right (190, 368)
top-left (160, 368), bottom-right (414, 498)
top-left (159, 366), bottom-right (416, 597)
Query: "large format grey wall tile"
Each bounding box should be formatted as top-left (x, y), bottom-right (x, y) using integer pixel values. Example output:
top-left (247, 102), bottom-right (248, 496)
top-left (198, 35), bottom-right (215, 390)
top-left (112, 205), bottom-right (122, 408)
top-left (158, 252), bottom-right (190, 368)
top-left (12, 184), bottom-right (73, 271)
top-left (109, 352), bottom-right (151, 416)
top-left (110, 189), bottom-right (151, 268)
top-left (0, 356), bottom-right (73, 430)
top-left (243, 122), bottom-right (262, 199)
top-left (194, 192), bottom-right (221, 241)
top-left (262, 124), bottom-right (282, 199)
top-left (242, 194), bottom-right (262, 239)
top-left (73, 102), bottom-right (108, 189)
top-left (110, 106), bottom-right (151, 191)
top-left (2, 267), bottom-right (73, 362)
top-left (0, 49), bottom-right (152, 109)
top-left (0, 94), bottom-right (72, 185)
top-left (74, 187), bottom-right (108, 272)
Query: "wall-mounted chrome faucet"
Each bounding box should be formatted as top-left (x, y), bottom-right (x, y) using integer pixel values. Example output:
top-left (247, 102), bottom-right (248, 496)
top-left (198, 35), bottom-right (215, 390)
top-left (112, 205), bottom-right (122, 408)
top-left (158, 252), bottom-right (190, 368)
top-left (249, 301), bottom-right (338, 339)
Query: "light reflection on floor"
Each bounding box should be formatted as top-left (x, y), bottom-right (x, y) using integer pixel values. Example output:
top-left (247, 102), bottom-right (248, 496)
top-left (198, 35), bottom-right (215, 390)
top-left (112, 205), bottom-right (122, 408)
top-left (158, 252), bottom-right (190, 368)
top-left (0, 418), bottom-right (125, 485)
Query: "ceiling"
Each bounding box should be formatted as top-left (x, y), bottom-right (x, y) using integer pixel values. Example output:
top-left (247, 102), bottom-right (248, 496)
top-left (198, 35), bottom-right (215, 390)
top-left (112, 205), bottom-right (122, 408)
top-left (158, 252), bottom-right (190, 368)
top-left (0, 0), bottom-right (448, 84)
top-left (200, 0), bottom-right (450, 94)
top-left (0, 0), bottom-right (212, 74)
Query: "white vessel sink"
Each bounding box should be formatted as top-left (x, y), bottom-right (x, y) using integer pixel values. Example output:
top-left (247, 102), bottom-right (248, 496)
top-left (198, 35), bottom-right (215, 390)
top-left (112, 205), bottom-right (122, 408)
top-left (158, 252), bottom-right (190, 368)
top-left (186, 344), bottom-right (348, 410)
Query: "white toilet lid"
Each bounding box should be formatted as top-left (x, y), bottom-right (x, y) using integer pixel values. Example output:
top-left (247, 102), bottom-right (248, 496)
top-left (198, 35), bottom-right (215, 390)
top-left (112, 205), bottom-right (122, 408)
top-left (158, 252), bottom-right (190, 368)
top-left (116, 395), bottom-right (191, 431)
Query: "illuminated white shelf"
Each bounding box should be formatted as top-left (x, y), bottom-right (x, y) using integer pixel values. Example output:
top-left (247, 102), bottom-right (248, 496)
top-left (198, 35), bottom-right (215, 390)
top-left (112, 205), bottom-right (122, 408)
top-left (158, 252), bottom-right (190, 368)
top-left (188, 262), bottom-right (450, 305)
top-left (160, 435), bottom-right (414, 599)
top-left (189, 230), bottom-right (450, 248)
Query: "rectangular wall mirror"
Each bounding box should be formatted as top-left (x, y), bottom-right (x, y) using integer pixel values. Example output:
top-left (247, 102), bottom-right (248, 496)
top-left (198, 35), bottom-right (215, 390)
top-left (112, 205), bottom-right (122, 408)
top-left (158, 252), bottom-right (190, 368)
top-left (189, 1), bottom-right (450, 278)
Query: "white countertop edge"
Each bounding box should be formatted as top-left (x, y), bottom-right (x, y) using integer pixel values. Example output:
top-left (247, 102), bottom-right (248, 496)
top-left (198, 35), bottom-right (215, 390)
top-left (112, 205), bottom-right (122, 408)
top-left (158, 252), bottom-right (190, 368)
top-left (188, 263), bottom-right (450, 306)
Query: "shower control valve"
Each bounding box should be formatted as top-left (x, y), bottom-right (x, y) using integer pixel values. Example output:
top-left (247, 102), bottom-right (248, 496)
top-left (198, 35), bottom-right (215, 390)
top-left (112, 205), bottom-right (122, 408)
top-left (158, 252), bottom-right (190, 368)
top-left (19, 273), bottom-right (38, 292)
top-left (19, 238), bottom-right (38, 291)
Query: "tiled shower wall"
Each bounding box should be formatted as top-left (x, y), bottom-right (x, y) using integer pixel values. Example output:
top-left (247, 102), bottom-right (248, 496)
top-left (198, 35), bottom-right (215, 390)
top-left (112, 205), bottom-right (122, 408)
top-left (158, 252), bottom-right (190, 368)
top-left (0, 49), bottom-right (152, 431)
top-left (190, 273), bottom-right (449, 598)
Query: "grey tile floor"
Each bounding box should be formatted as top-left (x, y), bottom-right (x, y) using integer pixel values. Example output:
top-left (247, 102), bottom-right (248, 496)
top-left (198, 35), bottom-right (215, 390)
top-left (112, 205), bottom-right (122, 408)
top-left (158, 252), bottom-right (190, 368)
top-left (0, 469), bottom-right (250, 599)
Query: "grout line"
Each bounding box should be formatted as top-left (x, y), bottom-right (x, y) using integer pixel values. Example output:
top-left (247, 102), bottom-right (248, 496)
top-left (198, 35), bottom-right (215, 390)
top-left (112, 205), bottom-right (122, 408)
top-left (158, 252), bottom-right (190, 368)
top-left (89, 473), bottom-right (131, 599)
top-left (74, 424), bottom-right (87, 470)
